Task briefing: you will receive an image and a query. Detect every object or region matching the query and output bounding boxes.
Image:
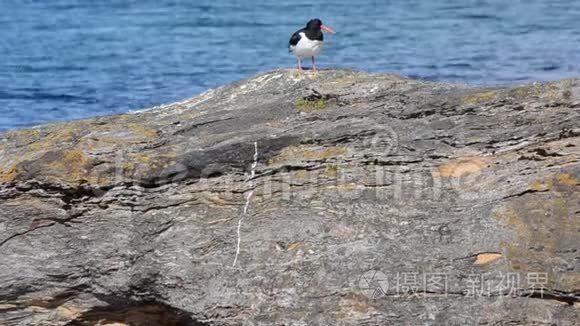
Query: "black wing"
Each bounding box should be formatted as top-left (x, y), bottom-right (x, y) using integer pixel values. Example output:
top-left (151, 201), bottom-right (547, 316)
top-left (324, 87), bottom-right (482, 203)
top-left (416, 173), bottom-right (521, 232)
top-left (288, 29), bottom-right (302, 49)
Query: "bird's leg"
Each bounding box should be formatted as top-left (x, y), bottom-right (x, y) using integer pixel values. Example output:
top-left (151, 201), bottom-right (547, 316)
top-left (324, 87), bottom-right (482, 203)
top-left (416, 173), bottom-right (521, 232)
top-left (297, 58), bottom-right (303, 71)
top-left (312, 56), bottom-right (316, 72)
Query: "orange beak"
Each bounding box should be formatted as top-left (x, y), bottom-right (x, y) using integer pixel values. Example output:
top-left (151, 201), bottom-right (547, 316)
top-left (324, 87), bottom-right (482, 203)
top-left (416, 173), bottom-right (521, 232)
top-left (321, 25), bottom-right (336, 33)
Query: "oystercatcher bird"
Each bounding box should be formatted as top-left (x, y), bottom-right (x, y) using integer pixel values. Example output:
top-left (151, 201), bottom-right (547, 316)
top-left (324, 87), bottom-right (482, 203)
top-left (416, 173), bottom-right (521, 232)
top-left (288, 18), bottom-right (335, 71)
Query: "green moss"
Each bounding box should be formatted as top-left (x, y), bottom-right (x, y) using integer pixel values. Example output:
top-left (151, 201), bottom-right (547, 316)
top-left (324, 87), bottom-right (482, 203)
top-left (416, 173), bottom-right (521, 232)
top-left (294, 98), bottom-right (328, 111)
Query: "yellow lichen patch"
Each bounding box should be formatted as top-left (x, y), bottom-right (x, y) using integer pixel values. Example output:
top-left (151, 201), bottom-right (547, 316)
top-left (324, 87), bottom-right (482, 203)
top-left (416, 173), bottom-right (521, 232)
top-left (18, 128), bottom-right (84, 159)
top-left (552, 197), bottom-right (570, 220)
top-left (63, 149), bottom-right (87, 164)
top-left (495, 209), bottom-right (532, 238)
top-left (561, 273), bottom-right (580, 290)
top-left (268, 145), bottom-right (348, 165)
top-left (146, 156), bottom-right (173, 170)
top-left (44, 149), bottom-right (93, 184)
top-left (307, 147), bottom-right (347, 159)
top-left (5, 128), bottom-right (42, 141)
top-left (508, 82), bottom-right (561, 101)
top-left (325, 164), bottom-right (339, 178)
top-left (530, 178), bottom-right (552, 191)
top-left (130, 153), bottom-right (152, 164)
top-left (128, 153), bottom-right (175, 172)
top-left (62, 150), bottom-right (90, 179)
top-left (498, 242), bottom-right (524, 272)
top-left (0, 164), bottom-right (18, 183)
top-left (474, 253), bottom-right (502, 265)
top-left (33, 128), bottom-right (79, 150)
top-left (127, 154), bottom-right (182, 184)
top-left (495, 194), bottom-right (579, 288)
top-left (463, 90), bottom-right (498, 104)
top-left (128, 124), bottom-right (158, 139)
top-left (530, 172), bottom-right (578, 191)
top-left (556, 173), bottom-right (578, 187)
top-left (294, 98), bottom-right (328, 111)
top-left (434, 157), bottom-right (488, 177)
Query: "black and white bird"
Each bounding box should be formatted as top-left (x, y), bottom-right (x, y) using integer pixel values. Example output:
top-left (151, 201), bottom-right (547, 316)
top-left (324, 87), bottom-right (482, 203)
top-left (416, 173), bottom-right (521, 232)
top-left (288, 18), bottom-right (335, 71)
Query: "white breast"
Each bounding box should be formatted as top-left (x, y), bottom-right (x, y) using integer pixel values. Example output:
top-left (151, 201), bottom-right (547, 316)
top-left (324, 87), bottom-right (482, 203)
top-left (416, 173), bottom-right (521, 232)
top-left (290, 32), bottom-right (324, 58)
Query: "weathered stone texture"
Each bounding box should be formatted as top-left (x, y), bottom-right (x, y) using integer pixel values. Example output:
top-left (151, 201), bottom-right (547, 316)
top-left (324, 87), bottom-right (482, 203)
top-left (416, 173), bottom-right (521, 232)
top-left (0, 70), bottom-right (578, 325)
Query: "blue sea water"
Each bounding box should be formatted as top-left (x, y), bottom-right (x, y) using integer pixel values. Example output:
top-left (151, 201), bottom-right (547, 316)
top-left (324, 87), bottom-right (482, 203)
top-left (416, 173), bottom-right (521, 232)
top-left (1, 0), bottom-right (579, 130)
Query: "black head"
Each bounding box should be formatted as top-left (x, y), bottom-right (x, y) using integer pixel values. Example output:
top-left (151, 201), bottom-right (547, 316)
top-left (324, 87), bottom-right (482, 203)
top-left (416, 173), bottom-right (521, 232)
top-left (299, 18), bottom-right (335, 41)
top-left (306, 18), bottom-right (323, 30)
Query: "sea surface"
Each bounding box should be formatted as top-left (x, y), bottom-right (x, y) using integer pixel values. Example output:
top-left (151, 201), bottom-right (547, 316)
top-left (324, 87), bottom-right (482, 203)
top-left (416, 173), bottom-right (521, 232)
top-left (1, 0), bottom-right (579, 130)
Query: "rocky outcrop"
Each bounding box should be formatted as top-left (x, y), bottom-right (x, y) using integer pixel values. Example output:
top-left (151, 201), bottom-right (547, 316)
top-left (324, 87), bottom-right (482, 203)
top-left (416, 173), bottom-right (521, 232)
top-left (0, 69), bottom-right (579, 325)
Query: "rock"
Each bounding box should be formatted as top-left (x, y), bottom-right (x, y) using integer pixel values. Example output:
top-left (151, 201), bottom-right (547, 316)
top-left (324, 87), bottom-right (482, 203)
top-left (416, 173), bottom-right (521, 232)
top-left (0, 69), bottom-right (579, 325)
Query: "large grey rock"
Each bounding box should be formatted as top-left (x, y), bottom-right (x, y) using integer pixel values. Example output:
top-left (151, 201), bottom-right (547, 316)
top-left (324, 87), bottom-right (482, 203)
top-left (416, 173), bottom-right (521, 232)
top-left (0, 69), bottom-right (579, 325)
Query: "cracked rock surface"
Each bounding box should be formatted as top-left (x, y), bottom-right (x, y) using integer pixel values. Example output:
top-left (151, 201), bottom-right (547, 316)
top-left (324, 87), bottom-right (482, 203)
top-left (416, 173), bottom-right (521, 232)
top-left (0, 69), bottom-right (579, 325)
